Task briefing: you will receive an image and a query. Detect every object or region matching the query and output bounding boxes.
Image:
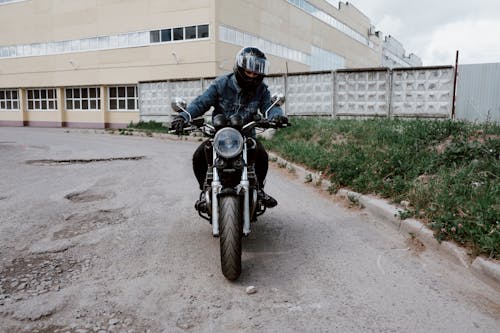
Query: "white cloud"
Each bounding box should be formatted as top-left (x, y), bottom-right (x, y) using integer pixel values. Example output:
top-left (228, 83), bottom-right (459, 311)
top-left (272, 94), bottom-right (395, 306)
top-left (376, 14), bottom-right (403, 37)
top-left (423, 19), bottom-right (500, 65)
top-left (345, 0), bottom-right (500, 65)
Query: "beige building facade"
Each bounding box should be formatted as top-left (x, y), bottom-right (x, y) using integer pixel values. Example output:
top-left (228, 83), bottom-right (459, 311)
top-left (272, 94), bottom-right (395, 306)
top-left (0, 0), bottom-right (383, 128)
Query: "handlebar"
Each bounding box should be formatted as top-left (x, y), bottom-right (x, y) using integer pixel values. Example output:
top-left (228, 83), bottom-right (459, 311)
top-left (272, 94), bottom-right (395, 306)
top-left (169, 118), bottom-right (290, 136)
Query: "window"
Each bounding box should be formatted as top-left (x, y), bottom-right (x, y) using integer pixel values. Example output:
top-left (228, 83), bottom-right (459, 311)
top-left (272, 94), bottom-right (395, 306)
top-left (161, 29), bottom-right (172, 42)
top-left (185, 26), bottom-right (196, 39)
top-left (108, 86), bottom-right (138, 111)
top-left (65, 87), bottom-right (101, 111)
top-left (149, 31), bottom-right (160, 43)
top-left (26, 88), bottom-right (58, 111)
top-left (173, 27), bottom-right (183, 41)
top-left (198, 24), bottom-right (209, 38)
top-left (0, 89), bottom-right (19, 110)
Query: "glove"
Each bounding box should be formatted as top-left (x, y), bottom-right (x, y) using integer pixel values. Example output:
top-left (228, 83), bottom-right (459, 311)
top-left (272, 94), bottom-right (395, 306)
top-left (171, 115), bottom-right (187, 134)
top-left (271, 115), bottom-right (288, 126)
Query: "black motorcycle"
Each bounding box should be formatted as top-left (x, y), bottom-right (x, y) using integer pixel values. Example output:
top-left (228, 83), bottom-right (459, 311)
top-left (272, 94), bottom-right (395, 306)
top-left (171, 94), bottom-right (288, 280)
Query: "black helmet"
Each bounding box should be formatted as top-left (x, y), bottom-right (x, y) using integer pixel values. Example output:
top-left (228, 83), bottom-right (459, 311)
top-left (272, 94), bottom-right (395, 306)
top-left (233, 47), bottom-right (269, 91)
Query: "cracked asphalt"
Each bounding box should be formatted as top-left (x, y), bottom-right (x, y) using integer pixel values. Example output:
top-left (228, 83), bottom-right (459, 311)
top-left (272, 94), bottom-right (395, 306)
top-left (0, 127), bottom-right (499, 332)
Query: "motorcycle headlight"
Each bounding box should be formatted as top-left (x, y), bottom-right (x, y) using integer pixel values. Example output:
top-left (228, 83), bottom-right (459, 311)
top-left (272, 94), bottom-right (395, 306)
top-left (213, 128), bottom-right (244, 159)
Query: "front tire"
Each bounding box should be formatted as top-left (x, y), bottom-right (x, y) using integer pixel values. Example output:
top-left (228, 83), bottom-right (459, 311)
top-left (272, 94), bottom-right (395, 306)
top-left (219, 195), bottom-right (242, 280)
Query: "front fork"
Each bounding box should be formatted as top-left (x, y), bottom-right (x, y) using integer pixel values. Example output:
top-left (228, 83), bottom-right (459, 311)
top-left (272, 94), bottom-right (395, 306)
top-left (210, 141), bottom-right (251, 237)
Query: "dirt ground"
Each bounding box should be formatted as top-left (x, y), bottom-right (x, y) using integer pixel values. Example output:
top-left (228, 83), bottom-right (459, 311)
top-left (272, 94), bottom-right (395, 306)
top-left (0, 128), bottom-right (499, 332)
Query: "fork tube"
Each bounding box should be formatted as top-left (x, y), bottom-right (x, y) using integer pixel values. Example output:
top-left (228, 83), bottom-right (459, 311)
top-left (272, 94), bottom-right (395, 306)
top-left (241, 142), bottom-right (251, 236)
top-left (211, 148), bottom-right (221, 237)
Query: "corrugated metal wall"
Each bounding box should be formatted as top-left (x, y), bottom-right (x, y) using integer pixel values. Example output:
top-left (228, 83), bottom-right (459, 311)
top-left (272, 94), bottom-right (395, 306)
top-left (138, 66), bottom-right (455, 122)
top-left (456, 63), bottom-right (500, 123)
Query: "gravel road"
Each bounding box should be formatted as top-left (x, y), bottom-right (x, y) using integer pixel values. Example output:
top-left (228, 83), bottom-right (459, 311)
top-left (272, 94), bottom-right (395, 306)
top-left (0, 127), bottom-right (499, 332)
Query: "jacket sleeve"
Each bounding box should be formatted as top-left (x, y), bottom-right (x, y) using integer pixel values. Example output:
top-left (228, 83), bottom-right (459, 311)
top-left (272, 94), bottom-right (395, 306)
top-left (260, 85), bottom-right (284, 120)
top-left (182, 81), bottom-right (219, 121)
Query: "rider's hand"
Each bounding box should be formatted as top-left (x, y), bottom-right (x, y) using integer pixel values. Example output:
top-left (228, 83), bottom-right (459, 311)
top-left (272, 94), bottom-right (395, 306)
top-left (271, 115), bottom-right (288, 126)
top-left (171, 115), bottom-right (187, 134)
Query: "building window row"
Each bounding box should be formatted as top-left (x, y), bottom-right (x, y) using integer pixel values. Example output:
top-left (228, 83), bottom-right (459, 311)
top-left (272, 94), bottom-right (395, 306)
top-left (66, 87), bottom-right (101, 111)
top-left (0, 24), bottom-right (209, 59)
top-left (0, 86), bottom-right (138, 111)
top-left (150, 25), bottom-right (209, 43)
top-left (288, 0), bottom-right (373, 48)
top-left (109, 86), bottom-right (138, 111)
top-left (311, 46), bottom-right (345, 71)
top-left (219, 26), bottom-right (345, 71)
top-left (0, 89), bottom-right (19, 110)
top-left (0, 0), bottom-right (27, 5)
top-left (219, 25), bottom-right (311, 65)
top-left (27, 89), bottom-right (58, 111)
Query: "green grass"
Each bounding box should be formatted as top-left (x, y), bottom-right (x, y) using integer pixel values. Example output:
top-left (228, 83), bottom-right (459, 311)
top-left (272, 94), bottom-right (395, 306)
top-left (127, 120), bottom-right (169, 133)
top-left (263, 118), bottom-right (500, 259)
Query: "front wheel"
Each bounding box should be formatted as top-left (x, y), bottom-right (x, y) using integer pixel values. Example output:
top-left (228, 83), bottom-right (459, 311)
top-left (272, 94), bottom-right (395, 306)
top-left (219, 195), bottom-right (242, 280)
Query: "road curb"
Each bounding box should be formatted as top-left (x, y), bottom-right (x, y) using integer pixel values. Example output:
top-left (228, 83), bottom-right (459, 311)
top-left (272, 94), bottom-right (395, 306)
top-left (268, 152), bottom-right (500, 288)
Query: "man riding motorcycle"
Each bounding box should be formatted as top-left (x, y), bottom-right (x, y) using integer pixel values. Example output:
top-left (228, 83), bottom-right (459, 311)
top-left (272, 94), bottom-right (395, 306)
top-left (171, 47), bottom-right (288, 210)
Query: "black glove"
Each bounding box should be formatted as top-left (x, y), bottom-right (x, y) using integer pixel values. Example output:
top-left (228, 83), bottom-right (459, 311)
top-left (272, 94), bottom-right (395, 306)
top-left (271, 115), bottom-right (289, 126)
top-left (171, 115), bottom-right (187, 134)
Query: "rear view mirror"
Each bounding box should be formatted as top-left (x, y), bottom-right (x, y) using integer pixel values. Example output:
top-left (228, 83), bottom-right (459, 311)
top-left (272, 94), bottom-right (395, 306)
top-left (271, 93), bottom-right (286, 106)
top-left (264, 92), bottom-right (286, 118)
top-left (171, 97), bottom-right (187, 113)
top-left (170, 97), bottom-right (191, 121)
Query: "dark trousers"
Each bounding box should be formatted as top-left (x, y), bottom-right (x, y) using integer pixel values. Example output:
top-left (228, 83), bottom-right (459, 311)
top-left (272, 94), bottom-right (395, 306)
top-left (192, 139), bottom-right (269, 190)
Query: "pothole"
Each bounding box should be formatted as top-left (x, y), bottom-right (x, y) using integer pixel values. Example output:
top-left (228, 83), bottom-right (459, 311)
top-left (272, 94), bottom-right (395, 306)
top-left (25, 156), bottom-right (145, 166)
top-left (0, 253), bottom-right (90, 305)
top-left (53, 209), bottom-right (127, 240)
top-left (64, 190), bottom-right (114, 203)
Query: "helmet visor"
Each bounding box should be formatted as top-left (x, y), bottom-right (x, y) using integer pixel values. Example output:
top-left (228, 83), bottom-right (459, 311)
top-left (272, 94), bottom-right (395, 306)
top-left (236, 53), bottom-right (269, 75)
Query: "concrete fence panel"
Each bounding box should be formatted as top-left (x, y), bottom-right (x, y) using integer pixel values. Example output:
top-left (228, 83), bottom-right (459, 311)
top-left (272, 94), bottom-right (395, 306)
top-left (335, 69), bottom-right (390, 117)
top-left (286, 72), bottom-right (333, 116)
top-left (391, 67), bottom-right (453, 118)
top-left (138, 81), bottom-right (171, 123)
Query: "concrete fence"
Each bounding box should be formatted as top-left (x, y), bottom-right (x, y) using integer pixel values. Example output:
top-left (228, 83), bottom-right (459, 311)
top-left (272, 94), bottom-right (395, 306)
top-left (138, 66), bottom-right (455, 123)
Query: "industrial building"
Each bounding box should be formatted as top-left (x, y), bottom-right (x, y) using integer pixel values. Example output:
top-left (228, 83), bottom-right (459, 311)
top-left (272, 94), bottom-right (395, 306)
top-left (0, 0), bottom-right (419, 128)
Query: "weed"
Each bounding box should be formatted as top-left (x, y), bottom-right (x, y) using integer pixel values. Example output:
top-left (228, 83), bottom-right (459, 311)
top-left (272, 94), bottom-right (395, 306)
top-left (264, 117), bottom-right (500, 259)
top-left (397, 210), bottom-right (413, 220)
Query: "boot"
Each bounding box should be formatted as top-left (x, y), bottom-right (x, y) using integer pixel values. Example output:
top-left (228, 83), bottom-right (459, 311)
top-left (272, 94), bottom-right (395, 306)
top-left (195, 192), bottom-right (208, 213)
top-left (257, 189), bottom-right (278, 208)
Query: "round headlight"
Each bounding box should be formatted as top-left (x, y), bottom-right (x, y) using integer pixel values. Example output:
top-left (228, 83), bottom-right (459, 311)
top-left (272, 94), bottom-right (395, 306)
top-left (213, 128), bottom-right (244, 159)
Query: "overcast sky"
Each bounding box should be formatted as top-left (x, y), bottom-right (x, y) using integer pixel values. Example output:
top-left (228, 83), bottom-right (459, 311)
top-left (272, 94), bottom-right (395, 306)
top-left (346, 0), bottom-right (500, 66)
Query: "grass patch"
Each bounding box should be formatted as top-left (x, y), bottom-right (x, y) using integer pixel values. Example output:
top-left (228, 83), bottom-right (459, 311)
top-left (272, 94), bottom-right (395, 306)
top-left (127, 120), bottom-right (169, 133)
top-left (263, 117), bottom-right (500, 259)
